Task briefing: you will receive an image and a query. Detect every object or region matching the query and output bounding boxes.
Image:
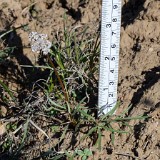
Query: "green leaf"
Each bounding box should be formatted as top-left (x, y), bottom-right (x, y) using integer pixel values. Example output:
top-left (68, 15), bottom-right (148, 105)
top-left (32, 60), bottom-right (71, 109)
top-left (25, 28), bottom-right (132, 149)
top-left (95, 127), bottom-right (102, 151)
top-left (77, 150), bottom-right (84, 156)
top-left (14, 118), bottom-right (29, 155)
top-left (121, 122), bottom-right (133, 131)
top-left (118, 104), bottom-right (132, 116)
top-left (114, 115), bottom-right (149, 121)
top-left (65, 151), bottom-right (74, 160)
top-left (0, 80), bottom-right (15, 101)
top-left (20, 65), bottom-right (54, 70)
top-left (52, 125), bottom-right (69, 148)
top-left (107, 101), bottom-right (120, 115)
top-left (59, 125), bottom-right (68, 143)
top-left (80, 126), bottom-right (97, 142)
top-left (0, 47), bottom-right (15, 58)
top-left (111, 132), bottom-right (115, 145)
top-left (78, 109), bottom-right (95, 121)
top-left (55, 52), bottom-right (65, 70)
top-left (82, 155), bottom-right (87, 160)
top-left (102, 126), bottom-right (128, 134)
top-left (84, 149), bottom-right (92, 156)
top-left (47, 94), bottom-right (66, 109)
top-left (75, 120), bottom-right (82, 132)
top-left (72, 98), bottom-right (87, 116)
top-left (100, 101), bottom-right (120, 121)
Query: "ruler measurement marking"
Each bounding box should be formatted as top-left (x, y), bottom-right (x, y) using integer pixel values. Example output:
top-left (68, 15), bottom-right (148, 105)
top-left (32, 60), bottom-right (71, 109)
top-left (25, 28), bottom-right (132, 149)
top-left (98, 0), bottom-right (121, 115)
top-left (105, 1), bottom-right (113, 112)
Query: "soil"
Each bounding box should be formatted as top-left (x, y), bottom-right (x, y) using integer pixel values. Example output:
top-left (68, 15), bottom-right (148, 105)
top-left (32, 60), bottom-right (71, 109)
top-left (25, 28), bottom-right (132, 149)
top-left (0, 0), bottom-right (160, 160)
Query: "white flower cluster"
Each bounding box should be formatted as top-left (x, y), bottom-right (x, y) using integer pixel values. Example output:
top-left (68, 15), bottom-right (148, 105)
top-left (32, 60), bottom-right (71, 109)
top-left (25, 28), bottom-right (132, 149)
top-left (29, 32), bottom-right (52, 55)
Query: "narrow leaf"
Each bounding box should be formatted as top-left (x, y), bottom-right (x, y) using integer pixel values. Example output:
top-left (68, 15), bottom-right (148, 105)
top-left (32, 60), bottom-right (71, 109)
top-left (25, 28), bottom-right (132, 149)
top-left (0, 80), bottom-right (15, 101)
top-left (95, 127), bottom-right (102, 151)
top-left (103, 126), bottom-right (128, 134)
top-left (80, 126), bottom-right (97, 142)
top-left (78, 109), bottom-right (95, 121)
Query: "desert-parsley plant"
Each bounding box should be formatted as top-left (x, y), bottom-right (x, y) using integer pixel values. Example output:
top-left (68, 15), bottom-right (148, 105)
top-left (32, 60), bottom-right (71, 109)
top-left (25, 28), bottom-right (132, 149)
top-left (28, 31), bottom-right (72, 118)
top-left (29, 31), bottom-right (52, 55)
top-left (27, 30), bottom-right (148, 157)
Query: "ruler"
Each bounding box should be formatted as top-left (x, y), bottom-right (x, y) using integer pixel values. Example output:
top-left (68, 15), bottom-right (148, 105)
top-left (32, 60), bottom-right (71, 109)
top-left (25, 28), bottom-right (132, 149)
top-left (98, 0), bottom-right (121, 115)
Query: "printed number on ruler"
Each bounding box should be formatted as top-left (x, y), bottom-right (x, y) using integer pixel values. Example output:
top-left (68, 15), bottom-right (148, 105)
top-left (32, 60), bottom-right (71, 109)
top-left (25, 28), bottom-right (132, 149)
top-left (98, 0), bottom-right (121, 115)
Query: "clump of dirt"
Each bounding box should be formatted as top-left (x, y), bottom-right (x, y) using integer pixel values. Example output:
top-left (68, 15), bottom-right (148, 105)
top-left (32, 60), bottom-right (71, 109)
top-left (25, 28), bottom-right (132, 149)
top-left (0, 0), bottom-right (160, 160)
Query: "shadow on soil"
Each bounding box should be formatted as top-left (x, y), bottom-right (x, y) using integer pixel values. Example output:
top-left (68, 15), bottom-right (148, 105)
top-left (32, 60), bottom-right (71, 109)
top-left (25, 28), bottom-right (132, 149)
top-left (128, 66), bottom-right (160, 115)
top-left (122, 0), bottom-right (145, 28)
top-left (0, 29), bottom-right (50, 106)
top-left (59, 0), bottom-right (82, 21)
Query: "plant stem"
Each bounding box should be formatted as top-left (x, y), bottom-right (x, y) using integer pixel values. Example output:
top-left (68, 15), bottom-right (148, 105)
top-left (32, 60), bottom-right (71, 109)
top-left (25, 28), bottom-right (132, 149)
top-left (47, 55), bottom-right (77, 126)
top-left (47, 55), bottom-right (69, 102)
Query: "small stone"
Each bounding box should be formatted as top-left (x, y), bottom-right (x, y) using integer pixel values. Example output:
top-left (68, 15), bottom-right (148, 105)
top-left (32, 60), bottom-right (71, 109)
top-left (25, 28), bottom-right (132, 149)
top-left (0, 106), bottom-right (7, 116)
top-left (0, 123), bottom-right (6, 136)
top-left (157, 51), bottom-right (160, 57)
top-left (148, 48), bottom-right (153, 52)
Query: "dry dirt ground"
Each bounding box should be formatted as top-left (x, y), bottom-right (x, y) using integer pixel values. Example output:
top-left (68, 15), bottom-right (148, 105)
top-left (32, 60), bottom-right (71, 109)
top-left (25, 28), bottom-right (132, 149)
top-left (0, 0), bottom-right (160, 160)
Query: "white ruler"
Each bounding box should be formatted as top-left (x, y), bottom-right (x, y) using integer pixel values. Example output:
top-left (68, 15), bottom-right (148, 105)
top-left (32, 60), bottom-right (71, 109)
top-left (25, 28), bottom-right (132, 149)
top-left (98, 0), bottom-right (121, 115)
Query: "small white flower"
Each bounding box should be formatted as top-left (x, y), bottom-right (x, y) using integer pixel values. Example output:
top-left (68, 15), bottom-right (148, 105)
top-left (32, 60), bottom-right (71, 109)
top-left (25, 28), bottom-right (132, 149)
top-left (29, 31), bottom-right (51, 55)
